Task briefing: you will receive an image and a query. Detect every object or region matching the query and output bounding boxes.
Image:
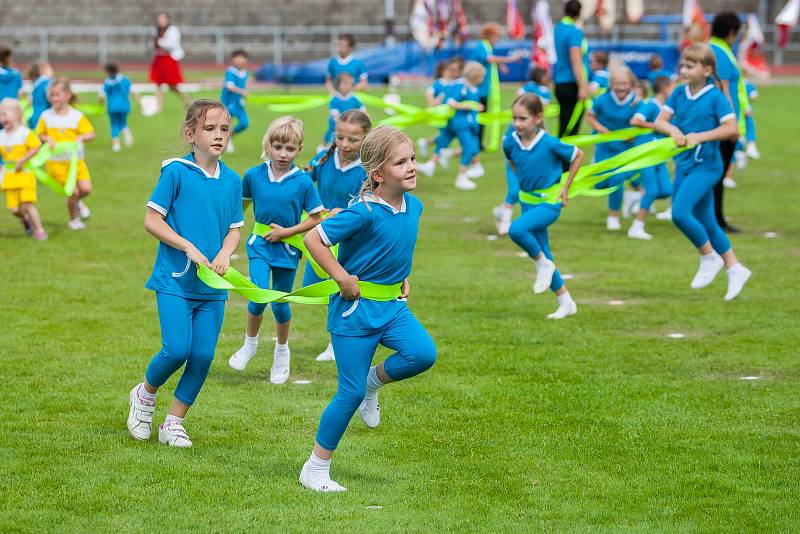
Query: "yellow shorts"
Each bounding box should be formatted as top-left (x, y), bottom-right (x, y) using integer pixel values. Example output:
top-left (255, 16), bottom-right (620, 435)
top-left (5, 188), bottom-right (37, 209)
top-left (45, 159), bottom-right (91, 185)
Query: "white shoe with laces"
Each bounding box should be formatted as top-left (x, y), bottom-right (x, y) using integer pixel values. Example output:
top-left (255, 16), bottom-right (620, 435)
top-left (359, 393), bottom-right (380, 429)
top-left (78, 201), bottom-right (91, 220)
top-left (315, 342), bottom-right (336, 362)
top-left (606, 216), bottom-right (621, 231)
top-left (547, 300), bottom-right (577, 319)
top-left (465, 162), bottom-right (485, 179)
top-left (746, 142), bottom-right (760, 160)
top-left (627, 225), bottom-right (653, 240)
top-left (455, 174), bottom-right (477, 191)
top-left (691, 253), bottom-right (724, 289)
top-left (533, 259), bottom-right (556, 294)
top-left (229, 342), bottom-right (257, 371)
top-left (158, 422), bottom-right (193, 448)
top-left (418, 160), bottom-right (436, 177)
top-left (656, 208), bottom-right (672, 221)
top-left (68, 217), bottom-right (86, 230)
top-left (299, 462), bottom-right (347, 493)
top-left (127, 384), bottom-right (155, 441)
top-left (723, 177), bottom-right (737, 189)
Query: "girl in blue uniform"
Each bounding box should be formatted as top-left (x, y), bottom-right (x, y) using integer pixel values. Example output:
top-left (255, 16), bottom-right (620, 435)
top-left (228, 117), bottom-right (324, 384)
top-left (303, 109), bottom-right (371, 362)
top-left (627, 75), bottom-right (674, 240)
top-left (298, 125), bottom-right (435, 492)
top-left (505, 93), bottom-right (583, 319)
top-left (493, 67), bottom-right (554, 236)
top-left (417, 57), bottom-right (461, 161)
top-left (655, 44), bottom-right (751, 301)
top-left (26, 62), bottom-right (52, 130)
top-left (586, 64), bottom-right (643, 231)
top-left (100, 63), bottom-right (134, 152)
top-left (322, 73), bottom-right (365, 149)
top-left (220, 49), bottom-right (249, 153)
top-left (127, 99), bottom-right (244, 448)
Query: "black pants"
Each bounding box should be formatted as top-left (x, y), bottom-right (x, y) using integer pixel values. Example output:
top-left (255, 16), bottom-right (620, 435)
top-left (477, 96), bottom-right (488, 151)
top-left (555, 82), bottom-right (583, 138)
top-left (715, 139), bottom-right (736, 227)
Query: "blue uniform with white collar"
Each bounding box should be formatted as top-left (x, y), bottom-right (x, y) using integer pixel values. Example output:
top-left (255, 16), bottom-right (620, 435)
top-left (28, 76), bottom-right (51, 129)
top-left (435, 81), bottom-right (481, 166)
top-left (220, 67), bottom-right (249, 134)
top-left (313, 193), bottom-right (436, 451)
top-left (505, 130), bottom-right (577, 293)
top-left (664, 83), bottom-right (735, 254)
top-left (631, 98), bottom-right (672, 210)
top-left (327, 55), bottom-right (368, 86)
top-left (102, 74), bottom-right (132, 139)
top-left (324, 92), bottom-right (364, 143)
top-left (242, 162), bottom-right (323, 322)
top-left (302, 148), bottom-right (366, 286)
top-left (589, 90), bottom-right (643, 211)
top-left (144, 154), bottom-right (244, 406)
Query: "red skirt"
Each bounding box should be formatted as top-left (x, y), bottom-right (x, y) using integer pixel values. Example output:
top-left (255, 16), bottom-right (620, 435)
top-left (149, 54), bottom-right (184, 85)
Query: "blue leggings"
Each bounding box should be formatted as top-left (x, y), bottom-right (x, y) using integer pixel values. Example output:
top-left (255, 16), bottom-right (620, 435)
top-left (594, 145), bottom-right (637, 211)
top-left (315, 308), bottom-right (436, 451)
top-left (108, 112), bottom-right (128, 139)
top-left (145, 292), bottom-right (225, 406)
top-left (247, 258), bottom-right (296, 323)
top-left (302, 259), bottom-right (326, 286)
top-left (504, 158), bottom-right (520, 205)
top-left (508, 203), bottom-right (565, 292)
top-left (745, 114), bottom-right (756, 143)
top-left (638, 163), bottom-right (672, 211)
top-left (229, 105), bottom-right (249, 135)
top-left (435, 122), bottom-right (479, 165)
top-left (672, 168), bottom-right (731, 254)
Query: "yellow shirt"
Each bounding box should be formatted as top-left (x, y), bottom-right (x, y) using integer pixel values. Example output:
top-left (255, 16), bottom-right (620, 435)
top-left (0, 126), bottom-right (41, 190)
top-left (35, 106), bottom-right (94, 161)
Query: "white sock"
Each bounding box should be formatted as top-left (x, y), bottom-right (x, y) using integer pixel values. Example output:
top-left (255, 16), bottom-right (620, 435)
top-left (244, 334), bottom-right (258, 349)
top-left (137, 384), bottom-right (156, 402)
top-left (535, 256), bottom-right (549, 268)
top-left (701, 252), bottom-right (720, 264)
top-left (365, 366), bottom-right (385, 401)
top-left (274, 341), bottom-right (289, 365)
top-left (557, 291), bottom-right (574, 306)
top-left (307, 452), bottom-right (332, 476)
top-left (164, 414), bottom-right (183, 426)
top-left (727, 262), bottom-right (745, 274)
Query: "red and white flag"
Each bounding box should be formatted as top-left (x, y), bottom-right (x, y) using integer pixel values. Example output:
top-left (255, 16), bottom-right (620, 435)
top-left (530, 0), bottom-right (556, 69)
top-left (506, 0), bottom-right (526, 40)
top-left (739, 14), bottom-right (770, 81)
top-left (682, 0), bottom-right (709, 47)
top-left (776, 0), bottom-right (799, 48)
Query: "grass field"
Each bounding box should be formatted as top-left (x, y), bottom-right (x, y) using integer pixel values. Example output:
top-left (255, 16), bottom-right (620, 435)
top-left (2, 85), bottom-right (799, 532)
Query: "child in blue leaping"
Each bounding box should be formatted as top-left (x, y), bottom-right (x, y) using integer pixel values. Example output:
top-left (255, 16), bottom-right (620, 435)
top-left (299, 125), bottom-right (435, 492)
top-left (655, 43), bottom-right (751, 301)
top-left (220, 49), bottom-right (249, 153)
top-left (100, 63), bottom-right (134, 152)
top-left (127, 100), bottom-right (244, 448)
top-left (228, 116), bottom-right (324, 384)
top-left (506, 93), bottom-right (583, 319)
top-left (304, 109), bottom-right (372, 362)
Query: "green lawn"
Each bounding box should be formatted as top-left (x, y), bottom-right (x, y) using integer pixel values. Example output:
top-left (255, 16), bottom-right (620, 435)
top-left (1, 86), bottom-right (799, 532)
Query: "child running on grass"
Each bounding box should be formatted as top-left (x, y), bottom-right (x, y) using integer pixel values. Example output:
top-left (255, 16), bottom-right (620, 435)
top-left (127, 99), bottom-right (243, 448)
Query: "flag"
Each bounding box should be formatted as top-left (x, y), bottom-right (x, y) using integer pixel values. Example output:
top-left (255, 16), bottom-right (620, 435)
top-left (626, 0), bottom-right (644, 23)
top-left (530, 0), bottom-right (556, 69)
top-left (506, 0), bottom-right (526, 40)
top-left (682, 0), bottom-right (709, 47)
top-left (739, 14), bottom-right (770, 81)
top-left (776, 0), bottom-right (799, 48)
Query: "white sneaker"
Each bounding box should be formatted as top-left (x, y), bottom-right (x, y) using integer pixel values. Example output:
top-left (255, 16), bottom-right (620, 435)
top-left (418, 160), bottom-right (436, 177)
top-left (359, 393), bottom-right (380, 428)
top-left (627, 225), bottom-right (653, 240)
top-left (229, 342), bottom-right (257, 371)
top-left (127, 384), bottom-right (155, 441)
top-left (270, 346), bottom-right (290, 384)
top-left (439, 148), bottom-right (452, 168)
top-left (691, 253), bottom-right (724, 289)
top-left (122, 128), bottom-right (134, 147)
top-left (315, 342), bottom-right (336, 362)
top-left (227, 138), bottom-right (235, 153)
top-left (465, 162), bottom-right (485, 179)
top-left (417, 138), bottom-right (429, 157)
top-left (547, 300), bottom-right (577, 319)
top-left (746, 142), bottom-right (760, 160)
top-left (656, 208), bottom-right (672, 221)
top-left (606, 216), bottom-right (621, 231)
top-left (724, 265), bottom-right (752, 301)
top-left (112, 139), bottom-right (121, 152)
top-left (622, 190), bottom-right (643, 219)
top-left (492, 205), bottom-right (512, 236)
top-left (299, 462), bottom-right (347, 493)
top-left (723, 177), bottom-right (737, 189)
top-left (735, 150), bottom-right (747, 170)
top-left (455, 174), bottom-right (477, 191)
top-left (158, 422), bottom-right (192, 448)
top-left (533, 258), bottom-right (556, 294)
top-left (68, 217), bottom-right (86, 230)
top-left (78, 201), bottom-right (91, 220)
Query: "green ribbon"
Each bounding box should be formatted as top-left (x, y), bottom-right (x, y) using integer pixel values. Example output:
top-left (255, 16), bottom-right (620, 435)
top-left (76, 103), bottom-right (105, 116)
top-left (9, 142), bottom-right (80, 197)
top-left (20, 99), bottom-right (33, 123)
top-left (709, 37), bottom-right (749, 137)
top-left (355, 92), bottom-right (424, 117)
top-left (483, 39), bottom-right (503, 152)
top-left (561, 127), bottom-right (652, 147)
top-left (197, 264), bottom-right (401, 305)
top-left (251, 221), bottom-right (337, 280)
top-left (248, 94), bottom-right (330, 113)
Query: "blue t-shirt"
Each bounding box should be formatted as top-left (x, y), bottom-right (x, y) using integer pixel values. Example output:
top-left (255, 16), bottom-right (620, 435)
top-left (448, 81), bottom-right (481, 129)
top-left (664, 83), bottom-right (735, 174)
top-left (28, 76), bottom-right (51, 129)
top-left (317, 193), bottom-right (422, 336)
top-left (220, 67), bottom-right (248, 110)
top-left (328, 92), bottom-right (364, 126)
top-left (517, 82), bottom-right (552, 105)
top-left (590, 69), bottom-right (610, 91)
top-left (428, 78), bottom-right (461, 102)
top-left (145, 155), bottom-right (245, 301)
top-left (0, 67), bottom-right (22, 100)
top-left (468, 40), bottom-right (492, 97)
top-left (503, 130), bottom-right (577, 193)
top-left (553, 19), bottom-right (586, 85)
top-left (710, 42), bottom-right (741, 120)
top-left (631, 98), bottom-right (665, 144)
top-left (589, 90), bottom-right (642, 155)
top-left (327, 55), bottom-right (368, 84)
top-left (102, 75), bottom-right (132, 114)
top-left (242, 162), bottom-right (323, 269)
top-left (309, 148), bottom-right (366, 210)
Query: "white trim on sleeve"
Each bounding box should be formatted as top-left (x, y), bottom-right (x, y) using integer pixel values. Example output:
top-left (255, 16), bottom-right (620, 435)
top-left (662, 105), bottom-right (674, 114)
top-left (146, 201), bottom-right (167, 216)
top-left (316, 225), bottom-right (332, 247)
top-left (570, 146), bottom-right (579, 162)
top-left (719, 113), bottom-right (736, 124)
top-left (307, 205), bottom-right (325, 215)
top-left (230, 220), bottom-right (245, 228)
top-left (632, 112), bottom-right (646, 121)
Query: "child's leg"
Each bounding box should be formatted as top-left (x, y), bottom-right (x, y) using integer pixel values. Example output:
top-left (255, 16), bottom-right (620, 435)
top-left (656, 163), bottom-right (672, 200)
top-left (145, 292), bottom-right (195, 394)
top-left (508, 204), bottom-right (560, 260)
top-left (672, 170), bottom-right (719, 250)
top-left (20, 202), bottom-right (44, 233)
top-left (636, 166), bottom-right (658, 220)
top-left (270, 266), bottom-right (296, 344)
top-left (233, 106), bottom-right (249, 135)
top-left (377, 308), bottom-right (437, 382)
top-left (535, 226), bottom-right (577, 318)
top-left (533, 227), bottom-right (565, 293)
top-left (230, 258), bottom-right (270, 372)
top-left (745, 114), bottom-right (756, 143)
top-left (692, 178), bottom-right (732, 257)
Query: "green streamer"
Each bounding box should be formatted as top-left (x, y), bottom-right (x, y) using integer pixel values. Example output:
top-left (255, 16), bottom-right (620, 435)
top-left (561, 127), bottom-right (653, 147)
top-left (483, 39), bottom-right (503, 152)
top-left (15, 142), bottom-right (80, 197)
top-left (251, 221), bottom-right (337, 280)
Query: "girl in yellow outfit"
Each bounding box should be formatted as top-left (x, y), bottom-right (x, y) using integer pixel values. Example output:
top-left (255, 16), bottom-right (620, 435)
top-left (35, 78), bottom-right (95, 230)
top-left (0, 98), bottom-right (47, 240)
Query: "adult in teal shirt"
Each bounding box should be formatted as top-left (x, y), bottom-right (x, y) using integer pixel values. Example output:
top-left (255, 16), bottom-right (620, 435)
top-left (553, 0), bottom-right (589, 138)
